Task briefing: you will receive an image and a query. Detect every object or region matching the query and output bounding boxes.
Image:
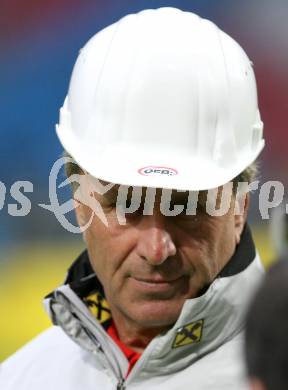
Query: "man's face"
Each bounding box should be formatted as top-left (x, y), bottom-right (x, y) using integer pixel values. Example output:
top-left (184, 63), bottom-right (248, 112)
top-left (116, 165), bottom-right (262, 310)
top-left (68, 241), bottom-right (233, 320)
top-left (75, 178), bottom-right (247, 330)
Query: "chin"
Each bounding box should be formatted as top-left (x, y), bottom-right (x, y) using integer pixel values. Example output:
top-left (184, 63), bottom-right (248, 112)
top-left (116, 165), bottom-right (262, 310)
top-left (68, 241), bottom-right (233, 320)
top-left (127, 299), bottom-right (184, 328)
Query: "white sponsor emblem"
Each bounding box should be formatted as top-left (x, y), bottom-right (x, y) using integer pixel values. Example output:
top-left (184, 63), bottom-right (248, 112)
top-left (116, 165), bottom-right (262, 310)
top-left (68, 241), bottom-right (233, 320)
top-left (138, 166), bottom-right (178, 177)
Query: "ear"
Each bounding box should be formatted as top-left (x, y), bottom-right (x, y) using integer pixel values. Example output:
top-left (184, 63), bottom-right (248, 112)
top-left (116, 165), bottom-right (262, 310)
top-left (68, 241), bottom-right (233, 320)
top-left (74, 199), bottom-right (91, 241)
top-left (234, 193), bottom-right (250, 245)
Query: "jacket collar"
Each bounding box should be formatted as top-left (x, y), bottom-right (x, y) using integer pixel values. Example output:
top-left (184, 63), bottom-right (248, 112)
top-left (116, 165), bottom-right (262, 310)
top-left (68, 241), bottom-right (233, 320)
top-left (44, 225), bottom-right (263, 381)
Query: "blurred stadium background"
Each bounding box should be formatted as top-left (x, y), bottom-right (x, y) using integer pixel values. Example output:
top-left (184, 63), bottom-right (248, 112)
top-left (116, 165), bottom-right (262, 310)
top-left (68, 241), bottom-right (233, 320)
top-left (0, 0), bottom-right (287, 361)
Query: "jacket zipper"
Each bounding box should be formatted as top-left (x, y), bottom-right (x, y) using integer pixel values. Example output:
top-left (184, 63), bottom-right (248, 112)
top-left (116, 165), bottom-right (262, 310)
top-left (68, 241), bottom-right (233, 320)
top-left (53, 288), bottom-right (127, 388)
top-left (116, 378), bottom-right (126, 390)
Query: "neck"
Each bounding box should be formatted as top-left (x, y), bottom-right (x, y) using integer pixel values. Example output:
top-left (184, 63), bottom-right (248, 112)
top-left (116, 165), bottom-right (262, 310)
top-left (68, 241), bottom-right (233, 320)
top-left (110, 309), bottom-right (171, 353)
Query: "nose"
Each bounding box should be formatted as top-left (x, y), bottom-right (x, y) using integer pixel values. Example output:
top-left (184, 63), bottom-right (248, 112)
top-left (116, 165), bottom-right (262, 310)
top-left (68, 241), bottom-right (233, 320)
top-left (136, 211), bottom-right (177, 266)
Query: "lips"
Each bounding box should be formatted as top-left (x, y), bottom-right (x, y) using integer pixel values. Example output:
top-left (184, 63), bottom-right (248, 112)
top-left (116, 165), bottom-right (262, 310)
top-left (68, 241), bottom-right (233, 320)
top-left (128, 275), bottom-right (186, 297)
top-left (129, 276), bottom-right (184, 297)
top-left (133, 277), bottom-right (181, 284)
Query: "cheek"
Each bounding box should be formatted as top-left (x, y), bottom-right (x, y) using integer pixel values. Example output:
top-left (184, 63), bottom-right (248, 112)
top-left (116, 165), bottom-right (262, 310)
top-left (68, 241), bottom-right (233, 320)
top-left (176, 226), bottom-right (218, 279)
top-left (84, 217), bottom-right (118, 283)
top-left (177, 221), bottom-right (218, 256)
top-left (84, 216), bottom-right (138, 287)
top-left (176, 218), bottom-right (236, 279)
top-left (212, 217), bottom-right (237, 269)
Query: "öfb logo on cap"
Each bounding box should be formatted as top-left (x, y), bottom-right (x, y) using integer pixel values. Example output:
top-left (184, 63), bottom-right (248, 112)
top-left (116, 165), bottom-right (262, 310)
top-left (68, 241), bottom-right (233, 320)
top-left (138, 166), bottom-right (178, 177)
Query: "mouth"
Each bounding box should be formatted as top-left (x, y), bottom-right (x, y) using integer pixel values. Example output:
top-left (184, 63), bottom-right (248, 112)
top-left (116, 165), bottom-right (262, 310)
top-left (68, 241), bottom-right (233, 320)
top-left (133, 277), bottom-right (182, 284)
top-left (130, 276), bottom-right (184, 293)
